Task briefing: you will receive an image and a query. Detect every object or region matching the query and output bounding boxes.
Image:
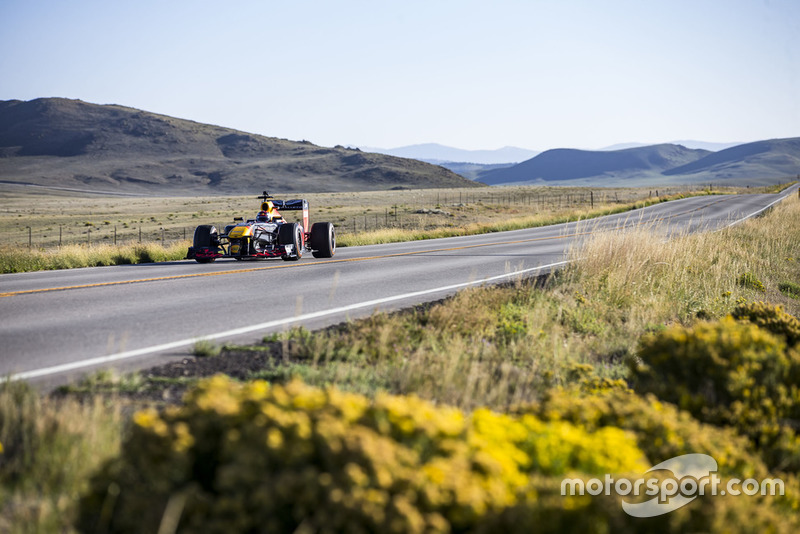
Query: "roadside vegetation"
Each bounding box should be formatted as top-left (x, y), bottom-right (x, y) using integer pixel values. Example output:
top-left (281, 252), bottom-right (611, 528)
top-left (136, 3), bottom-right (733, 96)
top-left (0, 241), bottom-right (189, 273)
top-left (1, 190), bottom-right (799, 532)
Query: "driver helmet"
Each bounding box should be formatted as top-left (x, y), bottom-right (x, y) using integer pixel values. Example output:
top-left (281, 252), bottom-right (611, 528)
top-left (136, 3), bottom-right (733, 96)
top-left (256, 210), bottom-right (269, 222)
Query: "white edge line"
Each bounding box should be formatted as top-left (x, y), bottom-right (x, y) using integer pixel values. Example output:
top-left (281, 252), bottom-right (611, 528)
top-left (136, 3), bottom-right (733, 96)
top-left (722, 184), bottom-right (798, 229)
top-left (7, 260), bottom-right (571, 382)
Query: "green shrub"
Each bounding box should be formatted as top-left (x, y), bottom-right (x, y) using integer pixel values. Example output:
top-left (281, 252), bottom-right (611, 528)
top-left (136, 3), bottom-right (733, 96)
top-left (191, 340), bottom-right (221, 358)
top-left (78, 376), bottom-right (646, 533)
top-left (738, 272), bottom-right (766, 292)
top-left (632, 317), bottom-right (800, 471)
top-left (779, 282), bottom-right (800, 299)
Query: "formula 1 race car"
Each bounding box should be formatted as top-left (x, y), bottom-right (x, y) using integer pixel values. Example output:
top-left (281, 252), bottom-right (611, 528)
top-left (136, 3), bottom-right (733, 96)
top-left (186, 191), bottom-right (335, 263)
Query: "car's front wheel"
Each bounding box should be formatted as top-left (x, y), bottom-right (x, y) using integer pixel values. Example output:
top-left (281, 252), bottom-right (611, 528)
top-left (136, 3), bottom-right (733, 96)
top-left (278, 223), bottom-right (303, 261)
top-left (192, 225), bottom-right (219, 263)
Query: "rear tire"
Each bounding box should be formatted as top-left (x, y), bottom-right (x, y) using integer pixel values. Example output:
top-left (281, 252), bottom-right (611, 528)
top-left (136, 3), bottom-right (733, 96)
top-left (193, 225), bottom-right (219, 263)
top-left (278, 223), bottom-right (303, 261)
top-left (310, 222), bottom-right (335, 258)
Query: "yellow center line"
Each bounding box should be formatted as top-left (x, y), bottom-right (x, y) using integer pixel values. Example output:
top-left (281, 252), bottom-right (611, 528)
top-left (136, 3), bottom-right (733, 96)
top-left (0, 197), bottom-right (725, 299)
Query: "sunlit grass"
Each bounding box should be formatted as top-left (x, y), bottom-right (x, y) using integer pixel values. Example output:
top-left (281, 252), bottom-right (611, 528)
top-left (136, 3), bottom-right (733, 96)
top-left (0, 241), bottom-right (190, 273)
top-left (337, 190), bottom-right (718, 246)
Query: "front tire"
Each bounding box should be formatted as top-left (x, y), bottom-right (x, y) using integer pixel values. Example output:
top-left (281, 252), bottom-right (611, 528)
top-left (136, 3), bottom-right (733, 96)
top-left (310, 222), bottom-right (335, 258)
top-left (278, 223), bottom-right (303, 261)
top-left (193, 225), bottom-right (219, 263)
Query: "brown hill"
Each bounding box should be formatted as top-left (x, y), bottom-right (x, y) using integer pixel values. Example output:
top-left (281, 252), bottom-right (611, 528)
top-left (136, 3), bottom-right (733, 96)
top-left (0, 98), bottom-right (480, 195)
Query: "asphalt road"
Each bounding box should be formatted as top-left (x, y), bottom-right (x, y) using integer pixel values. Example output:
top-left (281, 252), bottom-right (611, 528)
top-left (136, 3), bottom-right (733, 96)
top-left (2, 185), bottom-right (797, 386)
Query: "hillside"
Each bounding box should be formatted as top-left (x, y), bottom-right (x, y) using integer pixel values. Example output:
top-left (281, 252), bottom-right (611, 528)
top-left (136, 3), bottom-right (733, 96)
top-left (481, 144), bottom-right (711, 185)
top-left (481, 140), bottom-right (800, 186)
top-left (0, 98), bottom-right (480, 195)
top-left (663, 137), bottom-right (800, 180)
top-left (601, 140), bottom-right (742, 151)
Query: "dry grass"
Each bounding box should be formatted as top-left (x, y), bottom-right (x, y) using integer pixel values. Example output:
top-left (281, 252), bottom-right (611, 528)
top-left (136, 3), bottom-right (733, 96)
top-left (336, 193), bottom-right (690, 246)
top-left (575, 194), bottom-right (800, 321)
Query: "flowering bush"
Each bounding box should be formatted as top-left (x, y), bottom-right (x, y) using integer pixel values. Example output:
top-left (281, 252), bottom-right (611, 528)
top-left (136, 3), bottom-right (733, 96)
top-left (632, 315), bottom-right (800, 471)
top-left (507, 387), bottom-right (800, 533)
top-left (78, 376), bottom-right (646, 533)
top-left (732, 301), bottom-right (800, 347)
top-left (517, 388), bottom-right (768, 479)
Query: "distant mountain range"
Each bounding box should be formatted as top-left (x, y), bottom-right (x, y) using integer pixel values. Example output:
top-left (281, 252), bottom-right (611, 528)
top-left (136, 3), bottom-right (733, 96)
top-left (480, 139), bottom-right (800, 186)
top-left (0, 98), bottom-right (479, 195)
top-left (362, 139), bottom-right (799, 186)
top-left (600, 140), bottom-right (743, 152)
top-left (2, 99), bottom-right (795, 193)
top-left (360, 144), bottom-right (539, 165)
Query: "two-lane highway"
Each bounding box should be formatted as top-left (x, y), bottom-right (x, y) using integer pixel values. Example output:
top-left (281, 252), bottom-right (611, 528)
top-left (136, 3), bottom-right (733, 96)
top-left (1, 185), bottom-right (796, 385)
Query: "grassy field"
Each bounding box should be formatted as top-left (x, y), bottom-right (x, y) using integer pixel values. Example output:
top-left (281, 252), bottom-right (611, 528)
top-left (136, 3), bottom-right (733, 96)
top-left (0, 183), bottom-right (758, 248)
top-left (0, 183), bottom-right (778, 272)
top-left (2, 187), bottom-right (798, 532)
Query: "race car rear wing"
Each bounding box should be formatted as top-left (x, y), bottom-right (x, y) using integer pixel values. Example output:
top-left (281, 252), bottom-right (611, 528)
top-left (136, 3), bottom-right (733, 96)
top-left (270, 199), bottom-right (308, 211)
top-left (265, 199), bottom-right (309, 230)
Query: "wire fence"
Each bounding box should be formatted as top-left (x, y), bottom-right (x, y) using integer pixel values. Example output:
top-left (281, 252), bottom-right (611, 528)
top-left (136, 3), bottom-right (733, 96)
top-left (333, 186), bottom-right (695, 235)
top-left (8, 225), bottom-right (195, 249)
top-left (3, 183), bottom-right (783, 248)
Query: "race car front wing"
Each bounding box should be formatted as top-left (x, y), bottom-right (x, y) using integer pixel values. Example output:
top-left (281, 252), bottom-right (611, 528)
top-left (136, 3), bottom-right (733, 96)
top-left (187, 245), bottom-right (294, 260)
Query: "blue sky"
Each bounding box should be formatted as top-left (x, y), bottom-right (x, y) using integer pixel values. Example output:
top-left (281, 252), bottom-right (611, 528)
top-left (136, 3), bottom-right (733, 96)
top-left (1, 0), bottom-right (798, 150)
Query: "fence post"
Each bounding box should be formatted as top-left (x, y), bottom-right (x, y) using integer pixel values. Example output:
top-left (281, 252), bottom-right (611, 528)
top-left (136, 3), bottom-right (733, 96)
top-left (139, 227), bottom-right (142, 243)
top-left (591, 191), bottom-right (594, 209)
top-left (114, 225), bottom-right (117, 245)
top-left (87, 229), bottom-right (91, 247)
top-left (27, 226), bottom-right (31, 248)
top-left (59, 225), bottom-right (62, 247)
